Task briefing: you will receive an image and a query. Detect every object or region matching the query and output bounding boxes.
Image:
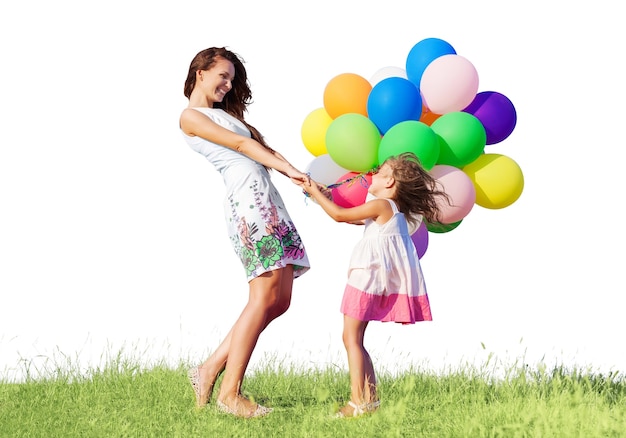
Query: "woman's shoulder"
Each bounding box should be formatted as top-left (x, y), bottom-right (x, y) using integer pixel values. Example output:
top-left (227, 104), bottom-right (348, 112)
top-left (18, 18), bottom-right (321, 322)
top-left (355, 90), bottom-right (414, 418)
top-left (180, 107), bottom-right (216, 126)
top-left (188, 108), bottom-right (249, 136)
top-left (183, 107), bottom-right (221, 121)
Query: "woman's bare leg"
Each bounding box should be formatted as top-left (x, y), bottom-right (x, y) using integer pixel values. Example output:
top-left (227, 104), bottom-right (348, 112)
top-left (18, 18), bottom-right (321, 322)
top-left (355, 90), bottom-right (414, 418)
top-left (194, 328), bottom-right (231, 406)
top-left (213, 266), bottom-right (293, 415)
top-left (195, 267), bottom-right (293, 406)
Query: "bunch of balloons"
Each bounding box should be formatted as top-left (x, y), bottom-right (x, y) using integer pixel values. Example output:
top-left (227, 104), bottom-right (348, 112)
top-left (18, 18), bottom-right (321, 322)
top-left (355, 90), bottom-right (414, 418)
top-left (301, 37), bottom-right (523, 258)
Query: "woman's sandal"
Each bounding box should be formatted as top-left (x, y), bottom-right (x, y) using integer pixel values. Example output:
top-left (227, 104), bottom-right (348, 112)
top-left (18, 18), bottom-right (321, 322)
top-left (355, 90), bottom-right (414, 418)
top-left (187, 367), bottom-right (203, 407)
top-left (216, 399), bottom-right (273, 418)
top-left (335, 400), bottom-right (381, 418)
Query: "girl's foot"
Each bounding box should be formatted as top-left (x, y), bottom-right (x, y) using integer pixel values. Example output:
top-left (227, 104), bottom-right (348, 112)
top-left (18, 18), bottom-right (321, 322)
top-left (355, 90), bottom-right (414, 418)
top-left (335, 400), bottom-right (381, 418)
top-left (216, 395), bottom-right (273, 418)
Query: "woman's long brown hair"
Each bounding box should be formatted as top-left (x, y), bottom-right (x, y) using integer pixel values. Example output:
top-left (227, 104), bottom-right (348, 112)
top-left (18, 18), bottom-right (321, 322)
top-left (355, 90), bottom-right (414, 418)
top-left (184, 47), bottom-right (274, 153)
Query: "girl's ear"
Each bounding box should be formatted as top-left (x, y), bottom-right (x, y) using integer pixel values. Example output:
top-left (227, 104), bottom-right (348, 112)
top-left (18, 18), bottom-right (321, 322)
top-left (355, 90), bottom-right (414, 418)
top-left (384, 176), bottom-right (395, 189)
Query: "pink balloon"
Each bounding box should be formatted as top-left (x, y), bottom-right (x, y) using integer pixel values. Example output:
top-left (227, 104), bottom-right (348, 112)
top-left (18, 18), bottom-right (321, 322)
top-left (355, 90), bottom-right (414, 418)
top-left (420, 55), bottom-right (479, 114)
top-left (429, 165), bottom-right (476, 223)
top-left (410, 220), bottom-right (429, 259)
top-left (331, 172), bottom-right (373, 208)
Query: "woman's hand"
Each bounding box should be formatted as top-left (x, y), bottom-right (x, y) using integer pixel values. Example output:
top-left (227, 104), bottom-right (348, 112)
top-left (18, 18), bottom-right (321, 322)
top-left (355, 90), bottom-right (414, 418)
top-left (286, 166), bottom-right (310, 185)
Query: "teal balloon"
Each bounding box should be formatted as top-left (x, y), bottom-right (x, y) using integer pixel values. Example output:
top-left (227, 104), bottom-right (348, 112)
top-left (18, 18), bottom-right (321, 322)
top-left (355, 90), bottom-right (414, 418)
top-left (431, 112), bottom-right (486, 167)
top-left (378, 121), bottom-right (439, 170)
top-left (326, 113), bottom-right (381, 173)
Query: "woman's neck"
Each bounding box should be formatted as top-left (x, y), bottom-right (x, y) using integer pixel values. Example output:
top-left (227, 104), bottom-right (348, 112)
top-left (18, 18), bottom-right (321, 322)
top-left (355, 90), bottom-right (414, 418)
top-left (188, 92), bottom-right (215, 108)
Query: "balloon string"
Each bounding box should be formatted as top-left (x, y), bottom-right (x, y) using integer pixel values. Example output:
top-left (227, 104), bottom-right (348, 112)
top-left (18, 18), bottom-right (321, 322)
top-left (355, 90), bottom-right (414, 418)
top-left (303, 168), bottom-right (374, 200)
top-left (326, 172), bottom-right (372, 189)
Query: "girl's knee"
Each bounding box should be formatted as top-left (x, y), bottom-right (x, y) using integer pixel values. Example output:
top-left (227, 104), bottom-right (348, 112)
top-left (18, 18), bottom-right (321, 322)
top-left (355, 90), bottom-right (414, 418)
top-left (342, 331), bottom-right (358, 349)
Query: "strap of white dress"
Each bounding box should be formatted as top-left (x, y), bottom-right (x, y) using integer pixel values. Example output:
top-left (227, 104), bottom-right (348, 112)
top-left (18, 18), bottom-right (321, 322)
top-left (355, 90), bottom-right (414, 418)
top-left (384, 198), bottom-right (399, 214)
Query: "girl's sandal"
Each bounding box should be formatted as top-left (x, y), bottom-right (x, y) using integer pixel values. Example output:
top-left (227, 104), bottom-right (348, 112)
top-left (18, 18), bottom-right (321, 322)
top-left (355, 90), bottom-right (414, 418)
top-left (335, 400), bottom-right (381, 418)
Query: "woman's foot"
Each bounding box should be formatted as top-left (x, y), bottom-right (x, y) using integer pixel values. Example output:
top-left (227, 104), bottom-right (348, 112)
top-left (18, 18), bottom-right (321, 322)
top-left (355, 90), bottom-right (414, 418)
top-left (335, 400), bottom-right (381, 418)
top-left (216, 395), bottom-right (273, 418)
top-left (187, 366), bottom-right (217, 407)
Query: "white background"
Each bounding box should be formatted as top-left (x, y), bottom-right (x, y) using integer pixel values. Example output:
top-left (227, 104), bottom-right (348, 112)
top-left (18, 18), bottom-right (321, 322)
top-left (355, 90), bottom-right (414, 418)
top-left (1, 1), bottom-right (624, 381)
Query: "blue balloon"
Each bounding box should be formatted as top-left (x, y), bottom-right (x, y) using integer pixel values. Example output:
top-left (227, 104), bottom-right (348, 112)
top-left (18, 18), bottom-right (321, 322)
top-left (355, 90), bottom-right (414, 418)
top-left (406, 38), bottom-right (456, 88)
top-left (367, 77), bottom-right (422, 134)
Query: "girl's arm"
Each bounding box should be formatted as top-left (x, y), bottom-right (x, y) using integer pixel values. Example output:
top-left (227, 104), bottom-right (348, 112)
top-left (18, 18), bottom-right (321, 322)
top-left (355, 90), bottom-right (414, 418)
top-left (302, 180), bottom-right (393, 224)
top-left (180, 108), bottom-right (307, 182)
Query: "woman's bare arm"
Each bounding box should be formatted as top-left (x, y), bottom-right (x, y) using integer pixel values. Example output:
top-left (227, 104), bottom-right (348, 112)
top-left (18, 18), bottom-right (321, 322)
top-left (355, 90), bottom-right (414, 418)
top-left (180, 108), bottom-right (306, 182)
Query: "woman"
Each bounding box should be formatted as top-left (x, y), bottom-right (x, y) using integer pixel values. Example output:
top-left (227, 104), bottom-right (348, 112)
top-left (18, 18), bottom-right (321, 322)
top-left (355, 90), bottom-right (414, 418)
top-left (180, 47), bottom-right (310, 418)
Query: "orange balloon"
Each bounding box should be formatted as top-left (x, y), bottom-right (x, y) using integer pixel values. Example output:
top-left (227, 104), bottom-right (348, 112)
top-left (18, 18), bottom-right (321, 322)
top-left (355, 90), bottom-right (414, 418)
top-left (419, 104), bottom-right (441, 126)
top-left (323, 73), bottom-right (372, 119)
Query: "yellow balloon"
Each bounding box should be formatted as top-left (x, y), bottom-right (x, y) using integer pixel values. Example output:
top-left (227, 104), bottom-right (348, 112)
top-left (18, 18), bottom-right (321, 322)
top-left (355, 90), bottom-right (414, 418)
top-left (301, 108), bottom-right (333, 156)
top-left (463, 153), bottom-right (524, 209)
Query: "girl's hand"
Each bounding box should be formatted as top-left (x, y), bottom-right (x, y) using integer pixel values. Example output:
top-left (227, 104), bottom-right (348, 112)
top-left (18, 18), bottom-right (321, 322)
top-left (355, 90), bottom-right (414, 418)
top-left (300, 179), bottom-right (315, 195)
top-left (301, 180), bottom-right (332, 201)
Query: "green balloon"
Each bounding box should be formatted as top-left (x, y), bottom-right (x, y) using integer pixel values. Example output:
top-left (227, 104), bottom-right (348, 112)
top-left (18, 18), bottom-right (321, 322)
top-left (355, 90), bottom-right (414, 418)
top-left (426, 220), bottom-right (462, 233)
top-left (378, 120), bottom-right (439, 170)
top-left (326, 113), bottom-right (381, 173)
top-left (431, 112), bottom-right (486, 168)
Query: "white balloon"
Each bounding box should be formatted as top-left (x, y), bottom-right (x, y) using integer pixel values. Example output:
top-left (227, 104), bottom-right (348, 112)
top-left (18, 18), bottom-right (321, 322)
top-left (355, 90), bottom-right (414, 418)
top-left (305, 154), bottom-right (350, 186)
top-left (369, 66), bottom-right (407, 87)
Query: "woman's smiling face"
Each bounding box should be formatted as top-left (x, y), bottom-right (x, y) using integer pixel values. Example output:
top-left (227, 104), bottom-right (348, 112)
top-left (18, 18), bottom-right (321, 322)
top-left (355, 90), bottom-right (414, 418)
top-left (199, 57), bottom-right (235, 105)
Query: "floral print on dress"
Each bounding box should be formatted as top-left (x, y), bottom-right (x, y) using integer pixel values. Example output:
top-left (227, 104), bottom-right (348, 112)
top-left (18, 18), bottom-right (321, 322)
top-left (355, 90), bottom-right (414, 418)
top-left (228, 180), bottom-right (307, 278)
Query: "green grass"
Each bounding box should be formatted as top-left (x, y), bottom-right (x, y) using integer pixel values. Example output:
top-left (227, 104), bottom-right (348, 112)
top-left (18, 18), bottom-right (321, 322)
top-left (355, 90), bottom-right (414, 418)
top-left (1, 352), bottom-right (626, 438)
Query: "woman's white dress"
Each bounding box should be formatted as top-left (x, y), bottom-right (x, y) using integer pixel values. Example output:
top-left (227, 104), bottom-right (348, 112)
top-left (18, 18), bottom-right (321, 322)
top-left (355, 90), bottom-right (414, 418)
top-left (183, 108), bottom-right (310, 281)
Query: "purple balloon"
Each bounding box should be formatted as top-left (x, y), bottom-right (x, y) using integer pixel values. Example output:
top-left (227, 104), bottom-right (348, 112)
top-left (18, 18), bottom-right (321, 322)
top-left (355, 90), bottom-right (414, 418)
top-left (463, 91), bottom-right (517, 145)
top-left (410, 221), bottom-right (429, 259)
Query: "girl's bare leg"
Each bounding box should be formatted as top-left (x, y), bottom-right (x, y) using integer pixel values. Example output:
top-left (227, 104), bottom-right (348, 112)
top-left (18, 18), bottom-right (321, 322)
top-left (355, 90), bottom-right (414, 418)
top-left (339, 315), bottom-right (377, 416)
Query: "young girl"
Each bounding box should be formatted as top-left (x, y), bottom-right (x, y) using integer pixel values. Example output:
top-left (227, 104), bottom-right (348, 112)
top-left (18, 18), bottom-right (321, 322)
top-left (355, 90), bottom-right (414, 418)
top-left (300, 152), bottom-right (449, 418)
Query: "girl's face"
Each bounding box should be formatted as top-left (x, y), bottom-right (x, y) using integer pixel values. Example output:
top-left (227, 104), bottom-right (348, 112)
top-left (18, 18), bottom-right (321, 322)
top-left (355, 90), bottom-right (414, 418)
top-left (198, 57), bottom-right (235, 106)
top-left (368, 163), bottom-right (393, 196)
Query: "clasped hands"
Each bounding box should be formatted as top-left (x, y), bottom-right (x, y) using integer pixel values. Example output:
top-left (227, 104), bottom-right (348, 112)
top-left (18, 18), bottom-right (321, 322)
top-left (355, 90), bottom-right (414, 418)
top-left (299, 178), bottom-right (332, 201)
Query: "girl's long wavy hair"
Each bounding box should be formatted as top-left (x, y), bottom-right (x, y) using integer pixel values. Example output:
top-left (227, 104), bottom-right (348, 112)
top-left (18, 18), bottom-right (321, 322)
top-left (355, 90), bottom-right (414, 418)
top-left (183, 47), bottom-right (273, 153)
top-left (383, 152), bottom-right (452, 228)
